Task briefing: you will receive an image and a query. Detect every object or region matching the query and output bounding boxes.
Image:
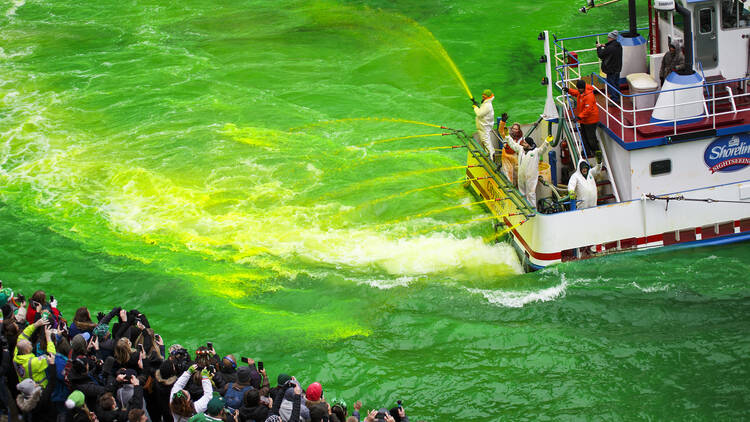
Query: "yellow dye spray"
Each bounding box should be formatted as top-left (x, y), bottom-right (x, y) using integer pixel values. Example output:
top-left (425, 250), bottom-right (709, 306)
top-left (289, 117), bottom-right (443, 132)
top-left (355, 133), bottom-right (445, 148)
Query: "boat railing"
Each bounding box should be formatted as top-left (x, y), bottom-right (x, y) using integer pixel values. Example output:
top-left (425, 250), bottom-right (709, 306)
top-left (551, 29), bottom-right (649, 87)
top-left (590, 73), bottom-right (750, 143)
top-left (550, 31), bottom-right (750, 144)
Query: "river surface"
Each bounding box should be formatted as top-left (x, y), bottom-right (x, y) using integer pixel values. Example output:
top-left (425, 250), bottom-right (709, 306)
top-left (1, 0), bottom-right (749, 419)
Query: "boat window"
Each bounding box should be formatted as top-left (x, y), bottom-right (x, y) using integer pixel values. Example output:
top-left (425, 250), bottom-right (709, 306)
top-left (721, 0), bottom-right (749, 29)
top-left (650, 159), bottom-right (671, 176)
top-left (699, 8), bottom-right (714, 34)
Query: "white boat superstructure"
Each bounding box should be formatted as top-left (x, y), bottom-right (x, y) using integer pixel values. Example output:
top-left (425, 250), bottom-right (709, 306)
top-left (460, 0), bottom-right (750, 271)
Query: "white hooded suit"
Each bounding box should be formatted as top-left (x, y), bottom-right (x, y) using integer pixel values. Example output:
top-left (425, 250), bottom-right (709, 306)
top-left (567, 160), bottom-right (603, 209)
top-left (506, 137), bottom-right (549, 208)
top-left (474, 96), bottom-right (495, 158)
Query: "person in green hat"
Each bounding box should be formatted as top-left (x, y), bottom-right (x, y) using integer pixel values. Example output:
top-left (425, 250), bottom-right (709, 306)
top-left (472, 89), bottom-right (496, 161)
top-left (188, 395), bottom-right (235, 421)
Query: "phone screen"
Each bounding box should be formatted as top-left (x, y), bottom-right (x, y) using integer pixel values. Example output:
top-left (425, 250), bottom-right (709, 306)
top-left (206, 342), bottom-right (213, 349)
top-left (257, 361), bottom-right (264, 371)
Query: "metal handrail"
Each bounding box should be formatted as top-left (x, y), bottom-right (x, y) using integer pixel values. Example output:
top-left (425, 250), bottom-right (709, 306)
top-left (452, 130), bottom-right (536, 218)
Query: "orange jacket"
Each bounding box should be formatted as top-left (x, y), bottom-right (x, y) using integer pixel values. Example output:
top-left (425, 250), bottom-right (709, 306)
top-left (569, 84), bottom-right (599, 125)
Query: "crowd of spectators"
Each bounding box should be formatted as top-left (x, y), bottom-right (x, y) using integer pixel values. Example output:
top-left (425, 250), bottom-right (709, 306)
top-left (0, 284), bottom-right (410, 422)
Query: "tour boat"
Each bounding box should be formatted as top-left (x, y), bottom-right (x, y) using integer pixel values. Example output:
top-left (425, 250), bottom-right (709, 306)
top-left (458, 0), bottom-right (750, 271)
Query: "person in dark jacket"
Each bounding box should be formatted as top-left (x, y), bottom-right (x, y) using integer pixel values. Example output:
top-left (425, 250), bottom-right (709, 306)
top-left (238, 389), bottom-right (271, 422)
top-left (596, 30), bottom-right (623, 104)
top-left (94, 375), bottom-right (144, 422)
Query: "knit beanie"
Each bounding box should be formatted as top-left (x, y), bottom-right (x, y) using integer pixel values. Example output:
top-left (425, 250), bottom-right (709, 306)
top-left (265, 416), bottom-right (282, 422)
top-left (71, 334), bottom-right (88, 356)
top-left (17, 379), bottom-right (40, 397)
top-left (65, 390), bottom-right (85, 409)
top-left (306, 382), bottom-right (322, 402)
top-left (206, 396), bottom-right (225, 416)
top-left (237, 367), bottom-right (252, 385)
top-left (0, 288), bottom-right (13, 307)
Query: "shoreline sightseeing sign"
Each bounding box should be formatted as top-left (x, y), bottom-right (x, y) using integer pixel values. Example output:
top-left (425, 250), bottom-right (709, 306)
top-left (704, 134), bottom-right (750, 173)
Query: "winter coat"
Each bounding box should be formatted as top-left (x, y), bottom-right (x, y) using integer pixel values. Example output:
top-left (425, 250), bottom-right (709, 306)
top-left (95, 384), bottom-right (144, 422)
top-left (13, 324), bottom-right (56, 387)
top-left (17, 363), bottom-right (57, 421)
top-left (239, 403), bottom-right (270, 422)
top-left (170, 370), bottom-right (213, 422)
top-left (279, 388), bottom-right (308, 422)
top-left (597, 39), bottom-right (623, 74)
top-left (569, 84), bottom-right (599, 125)
top-left (660, 49), bottom-right (686, 79)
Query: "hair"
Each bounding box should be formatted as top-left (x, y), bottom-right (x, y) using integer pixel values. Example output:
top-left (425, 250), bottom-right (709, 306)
top-left (128, 409), bottom-right (146, 422)
top-left (244, 389), bottom-right (261, 407)
top-left (332, 404), bottom-right (347, 421)
top-left (170, 391), bottom-right (195, 418)
top-left (346, 417), bottom-right (358, 422)
top-left (74, 307), bottom-right (92, 324)
top-left (3, 318), bottom-right (19, 338)
top-left (114, 338), bottom-right (132, 365)
top-left (99, 393), bottom-right (116, 411)
top-left (16, 339), bottom-right (32, 354)
top-left (56, 337), bottom-right (71, 357)
top-left (31, 291), bottom-right (46, 307)
top-left (576, 79), bottom-right (586, 90)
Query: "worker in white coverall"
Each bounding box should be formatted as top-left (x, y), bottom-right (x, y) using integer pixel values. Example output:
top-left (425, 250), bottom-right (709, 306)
top-left (567, 160), bottom-right (603, 209)
top-left (472, 89), bottom-right (495, 160)
top-left (505, 135), bottom-right (550, 209)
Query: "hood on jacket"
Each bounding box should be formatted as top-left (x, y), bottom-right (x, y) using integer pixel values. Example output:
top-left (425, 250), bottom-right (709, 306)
top-left (16, 387), bottom-right (42, 413)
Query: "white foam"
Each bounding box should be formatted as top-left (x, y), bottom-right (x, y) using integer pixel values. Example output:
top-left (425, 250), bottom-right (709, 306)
top-left (631, 282), bottom-right (671, 293)
top-left (356, 275), bottom-right (417, 289)
top-left (5, 0), bottom-right (25, 17)
top-left (466, 274), bottom-right (568, 308)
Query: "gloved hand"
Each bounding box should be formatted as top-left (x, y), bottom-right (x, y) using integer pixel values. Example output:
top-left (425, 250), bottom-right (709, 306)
top-left (200, 368), bottom-right (211, 379)
top-left (470, 98), bottom-right (478, 107)
top-left (595, 150), bottom-right (602, 162)
top-left (569, 191), bottom-right (577, 200)
top-left (188, 364), bottom-right (197, 374)
top-left (562, 87), bottom-right (569, 93)
top-left (97, 312), bottom-right (105, 322)
top-left (501, 112), bottom-right (508, 122)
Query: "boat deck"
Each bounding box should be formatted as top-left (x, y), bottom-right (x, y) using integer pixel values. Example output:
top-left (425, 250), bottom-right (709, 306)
top-left (593, 81), bottom-right (750, 149)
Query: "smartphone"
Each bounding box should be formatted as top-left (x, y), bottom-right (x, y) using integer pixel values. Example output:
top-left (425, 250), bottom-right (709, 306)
top-left (138, 344), bottom-right (145, 353)
top-left (257, 361), bottom-right (264, 371)
top-left (154, 334), bottom-right (161, 341)
top-left (206, 342), bottom-right (213, 349)
top-left (50, 295), bottom-right (54, 302)
top-left (240, 357), bottom-right (250, 364)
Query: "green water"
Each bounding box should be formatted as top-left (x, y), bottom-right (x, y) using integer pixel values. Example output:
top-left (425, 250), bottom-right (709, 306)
top-left (1, 0), bottom-right (749, 419)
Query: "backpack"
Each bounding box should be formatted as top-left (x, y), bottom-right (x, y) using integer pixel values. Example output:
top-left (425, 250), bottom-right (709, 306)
top-left (63, 354), bottom-right (88, 390)
top-left (223, 382), bottom-right (252, 410)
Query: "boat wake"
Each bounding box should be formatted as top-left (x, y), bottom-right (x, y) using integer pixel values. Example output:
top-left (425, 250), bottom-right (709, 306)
top-left (465, 274), bottom-right (569, 308)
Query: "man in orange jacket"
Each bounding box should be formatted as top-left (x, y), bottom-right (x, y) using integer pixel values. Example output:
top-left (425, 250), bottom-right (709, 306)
top-left (565, 79), bottom-right (600, 157)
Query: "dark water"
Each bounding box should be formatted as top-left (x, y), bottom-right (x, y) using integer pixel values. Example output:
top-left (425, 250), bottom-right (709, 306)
top-left (1, 0), bottom-right (749, 419)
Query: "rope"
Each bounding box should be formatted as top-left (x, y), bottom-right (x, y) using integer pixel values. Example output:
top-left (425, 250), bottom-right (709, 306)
top-left (646, 193), bottom-right (750, 210)
top-left (646, 194), bottom-right (750, 205)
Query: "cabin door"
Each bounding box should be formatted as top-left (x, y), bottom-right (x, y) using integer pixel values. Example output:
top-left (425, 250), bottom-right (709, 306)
top-left (694, 3), bottom-right (719, 69)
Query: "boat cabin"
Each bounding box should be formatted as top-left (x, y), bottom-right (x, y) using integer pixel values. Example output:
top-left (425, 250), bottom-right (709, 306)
top-left (550, 0), bottom-right (750, 205)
